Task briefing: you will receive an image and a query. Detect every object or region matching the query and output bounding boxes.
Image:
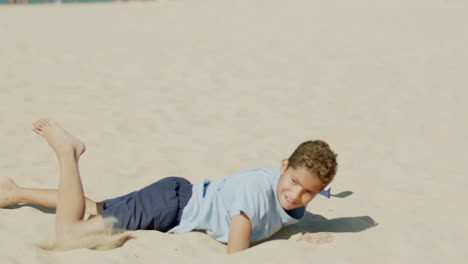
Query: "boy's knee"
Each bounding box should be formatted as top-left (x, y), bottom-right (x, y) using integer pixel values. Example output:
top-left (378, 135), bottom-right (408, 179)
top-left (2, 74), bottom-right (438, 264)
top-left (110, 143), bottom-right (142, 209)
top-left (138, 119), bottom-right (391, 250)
top-left (84, 198), bottom-right (100, 216)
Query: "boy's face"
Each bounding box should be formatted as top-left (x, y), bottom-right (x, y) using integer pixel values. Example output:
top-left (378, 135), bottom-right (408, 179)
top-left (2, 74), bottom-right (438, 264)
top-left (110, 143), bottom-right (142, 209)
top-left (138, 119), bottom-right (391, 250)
top-left (277, 159), bottom-right (324, 211)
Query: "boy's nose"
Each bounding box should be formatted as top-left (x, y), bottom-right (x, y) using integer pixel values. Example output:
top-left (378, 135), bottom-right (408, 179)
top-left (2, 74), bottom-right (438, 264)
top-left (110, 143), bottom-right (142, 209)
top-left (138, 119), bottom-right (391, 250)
top-left (291, 187), bottom-right (302, 201)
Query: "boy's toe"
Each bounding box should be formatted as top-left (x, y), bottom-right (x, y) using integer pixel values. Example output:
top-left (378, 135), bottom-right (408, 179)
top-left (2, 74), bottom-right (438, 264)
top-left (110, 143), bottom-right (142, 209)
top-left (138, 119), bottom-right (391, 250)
top-left (42, 119), bottom-right (52, 127)
top-left (39, 120), bottom-right (49, 128)
top-left (32, 128), bottom-right (42, 135)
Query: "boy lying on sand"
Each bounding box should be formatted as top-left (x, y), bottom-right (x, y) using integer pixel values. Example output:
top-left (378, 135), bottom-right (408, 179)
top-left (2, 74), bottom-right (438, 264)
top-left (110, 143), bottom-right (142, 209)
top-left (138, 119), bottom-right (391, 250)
top-left (0, 119), bottom-right (338, 254)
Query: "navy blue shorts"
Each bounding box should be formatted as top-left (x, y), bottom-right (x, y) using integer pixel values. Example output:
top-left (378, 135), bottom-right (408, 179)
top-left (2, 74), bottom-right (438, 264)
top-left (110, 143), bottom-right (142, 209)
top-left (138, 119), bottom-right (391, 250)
top-left (100, 177), bottom-right (192, 232)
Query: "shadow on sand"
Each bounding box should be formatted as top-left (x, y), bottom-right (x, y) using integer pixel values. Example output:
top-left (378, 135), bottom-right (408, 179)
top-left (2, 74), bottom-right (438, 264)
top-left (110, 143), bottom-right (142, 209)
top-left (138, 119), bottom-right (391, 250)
top-left (5, 204), bottom-right (55, 214)
top-left (253, 190), bottom-right (378, 246)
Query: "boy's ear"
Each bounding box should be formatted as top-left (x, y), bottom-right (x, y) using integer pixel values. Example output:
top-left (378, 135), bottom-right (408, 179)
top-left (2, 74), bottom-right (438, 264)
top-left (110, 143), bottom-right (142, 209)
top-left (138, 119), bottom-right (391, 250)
top-left (280, 159), bottom-right (289, 173)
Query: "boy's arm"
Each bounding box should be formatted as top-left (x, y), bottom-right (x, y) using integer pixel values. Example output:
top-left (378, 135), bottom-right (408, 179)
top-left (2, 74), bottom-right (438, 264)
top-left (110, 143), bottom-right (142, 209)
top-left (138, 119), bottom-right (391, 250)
top-left (227, 211), bottom-right (252, 254)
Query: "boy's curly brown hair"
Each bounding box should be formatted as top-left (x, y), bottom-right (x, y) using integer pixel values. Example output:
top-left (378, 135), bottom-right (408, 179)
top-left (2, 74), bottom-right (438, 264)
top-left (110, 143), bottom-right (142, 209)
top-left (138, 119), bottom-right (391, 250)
top-left (287, 140), bottom-right (338, 188)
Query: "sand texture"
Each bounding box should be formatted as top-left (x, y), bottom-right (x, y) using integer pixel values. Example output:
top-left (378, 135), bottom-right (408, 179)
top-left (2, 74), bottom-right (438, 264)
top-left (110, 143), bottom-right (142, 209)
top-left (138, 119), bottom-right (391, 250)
top-left (0, 0), bottom-right (467, 263)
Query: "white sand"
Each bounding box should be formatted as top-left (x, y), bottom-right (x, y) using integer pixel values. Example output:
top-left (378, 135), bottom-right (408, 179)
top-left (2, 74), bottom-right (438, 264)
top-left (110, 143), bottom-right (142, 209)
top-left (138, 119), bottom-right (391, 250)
top-left (0, 0), bottom-right (467, 263)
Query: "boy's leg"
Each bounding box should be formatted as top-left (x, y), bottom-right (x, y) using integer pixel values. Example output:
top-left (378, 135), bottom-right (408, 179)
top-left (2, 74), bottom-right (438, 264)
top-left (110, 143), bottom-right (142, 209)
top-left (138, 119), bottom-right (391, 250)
top-left (20, 188), bottom-right (99, 217)
top-left (0, 178), bottom-right (99, 218)
top-left (32, 119), bottom-right (106, 240)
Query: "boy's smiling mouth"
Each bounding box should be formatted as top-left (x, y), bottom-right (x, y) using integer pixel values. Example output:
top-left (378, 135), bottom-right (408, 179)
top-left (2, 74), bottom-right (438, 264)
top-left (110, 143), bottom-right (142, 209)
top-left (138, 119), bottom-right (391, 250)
top-left (285, 195), bottom-right (297, 206)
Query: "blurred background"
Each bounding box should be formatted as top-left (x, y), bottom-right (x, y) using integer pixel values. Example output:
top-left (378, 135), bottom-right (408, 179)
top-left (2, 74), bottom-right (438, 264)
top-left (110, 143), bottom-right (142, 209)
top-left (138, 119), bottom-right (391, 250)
top-left (1, 0), bottom-right (142, 4)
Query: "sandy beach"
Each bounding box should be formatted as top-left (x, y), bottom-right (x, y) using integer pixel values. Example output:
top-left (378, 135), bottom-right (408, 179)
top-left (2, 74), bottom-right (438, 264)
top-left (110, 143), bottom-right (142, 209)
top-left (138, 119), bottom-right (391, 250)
top-left (0, 0), bottom-right (467, 263)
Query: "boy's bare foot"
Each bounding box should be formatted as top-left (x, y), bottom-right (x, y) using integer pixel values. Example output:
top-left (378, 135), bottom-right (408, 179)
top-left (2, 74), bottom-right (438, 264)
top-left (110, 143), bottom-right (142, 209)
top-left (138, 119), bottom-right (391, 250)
top-left (32, 119), bottom-right (86, 158)
top-left (0, 177), bottom-right (19, 208)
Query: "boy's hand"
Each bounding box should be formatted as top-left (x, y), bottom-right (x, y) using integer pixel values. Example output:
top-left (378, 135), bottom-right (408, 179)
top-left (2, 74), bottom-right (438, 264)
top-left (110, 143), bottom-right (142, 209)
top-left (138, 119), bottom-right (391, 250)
top-left (297, 232), bottom-right (334, 244)
top-left (227, 211), bottom-right (252, 254)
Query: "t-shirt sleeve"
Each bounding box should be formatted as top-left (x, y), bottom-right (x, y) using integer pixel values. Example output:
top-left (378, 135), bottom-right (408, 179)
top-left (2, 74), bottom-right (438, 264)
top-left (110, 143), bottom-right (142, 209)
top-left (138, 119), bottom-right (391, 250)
top-left (228, 181), bottom-right (269, 231)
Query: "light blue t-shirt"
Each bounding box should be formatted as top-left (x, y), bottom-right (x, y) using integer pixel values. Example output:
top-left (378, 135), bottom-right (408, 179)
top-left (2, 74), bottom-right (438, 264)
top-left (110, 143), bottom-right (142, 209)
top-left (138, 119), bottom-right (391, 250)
top-left (168, 168), bottom-right (305, 243)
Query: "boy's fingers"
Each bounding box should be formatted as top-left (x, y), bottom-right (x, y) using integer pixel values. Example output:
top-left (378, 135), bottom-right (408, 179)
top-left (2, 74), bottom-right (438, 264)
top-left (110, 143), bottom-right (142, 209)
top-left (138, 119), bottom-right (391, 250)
top-left (298, 232), bottom-right (334, 244)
